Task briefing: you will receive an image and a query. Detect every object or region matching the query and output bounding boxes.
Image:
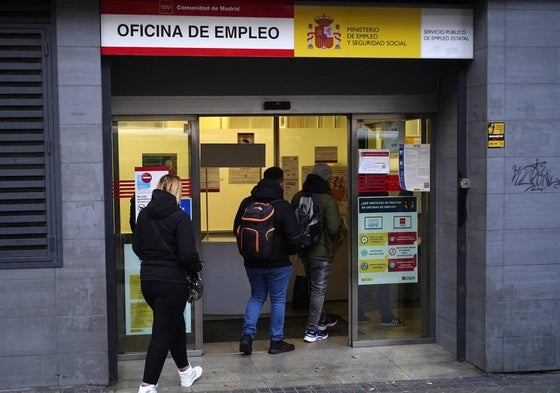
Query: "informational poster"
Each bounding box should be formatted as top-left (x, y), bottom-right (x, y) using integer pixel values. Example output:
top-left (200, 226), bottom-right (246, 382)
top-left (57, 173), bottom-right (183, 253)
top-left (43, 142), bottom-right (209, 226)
top-left (330, 166), bottom-right (348, 214)
top-left (124, 244), bottom-right (152, 335)
top-left (398, 144), bottom-right (430, 191)
top-left (487, 121), bottom-right (505, 148)
top-left (330, 166), bottom-right (347, 202)
top-left (229, 167), bottom-right (261, 184)
top-left (358, 149), bottom-right (390, 174)
top-left (134, 166), bottom-right (169, 222)
top-left (314, 146), bottom-right (338, 163)
top-left (357, 196), bottom-right (418, 285)
top-left (125, 242), bottom-right (193, 335)
top-left (282, 155), bottom-right (299, 180)
top-left (282, 155), bottom-right (299, 202)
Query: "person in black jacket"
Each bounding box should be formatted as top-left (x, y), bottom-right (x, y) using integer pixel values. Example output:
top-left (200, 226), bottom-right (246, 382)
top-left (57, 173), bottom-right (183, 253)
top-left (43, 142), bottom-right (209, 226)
top-left (233, 167), bottom-right (300, 355)
top-left (133, 174), bottom-right (203, 393)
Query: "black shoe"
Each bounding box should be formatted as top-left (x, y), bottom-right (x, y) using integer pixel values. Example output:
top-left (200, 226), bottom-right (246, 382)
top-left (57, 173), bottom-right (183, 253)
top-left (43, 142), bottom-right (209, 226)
top-left (240, 334), bottom-right (253, 355)
top-left (268, 340), bottom-right (295, 354)
top-left (318, 315), bottom-right (338, 331)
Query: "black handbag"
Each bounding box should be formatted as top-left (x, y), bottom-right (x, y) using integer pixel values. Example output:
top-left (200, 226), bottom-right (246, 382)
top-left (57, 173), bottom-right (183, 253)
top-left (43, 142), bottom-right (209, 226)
top-left (150, 217), bottom-right (203, 302)
top-left (292, 259), bottom-right (309, 310)
top-left (185, 271), bottom-right (204, 302)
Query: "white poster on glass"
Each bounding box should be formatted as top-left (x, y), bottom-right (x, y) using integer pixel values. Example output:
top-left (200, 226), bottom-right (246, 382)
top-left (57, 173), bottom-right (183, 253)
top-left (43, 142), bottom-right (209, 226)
top-left (358, 149), bottom-right (390, 174)
top-left (398, 144), bottom-right (431, 191)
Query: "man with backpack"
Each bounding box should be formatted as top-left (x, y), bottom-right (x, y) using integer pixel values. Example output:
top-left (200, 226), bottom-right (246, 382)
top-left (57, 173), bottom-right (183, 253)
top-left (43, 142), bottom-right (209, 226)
top-left (291, 163), bottom-right (344, 343)
top-left (234, 167), bottom-right (300, 355)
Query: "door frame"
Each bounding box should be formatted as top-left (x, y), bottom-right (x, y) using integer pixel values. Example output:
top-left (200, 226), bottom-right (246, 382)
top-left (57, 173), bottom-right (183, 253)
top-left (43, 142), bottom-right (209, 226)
top-left (348, 114), bottom-right (436, 347)
top-left (107, 95), bottom-right (439, 362)
top-left (109, 115), bottom-right (203, 360)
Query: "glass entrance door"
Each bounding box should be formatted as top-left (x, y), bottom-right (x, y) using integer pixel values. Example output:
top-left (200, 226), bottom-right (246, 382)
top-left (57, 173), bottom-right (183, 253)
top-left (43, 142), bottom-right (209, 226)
top-left (109, 113), bottom-right (434, 353)
top-left (352, 116), bottom-right (433, 343)
top-left (111, 118), bottom-right (202, 355)
top-left (198, 115), bottom-right (350, 344)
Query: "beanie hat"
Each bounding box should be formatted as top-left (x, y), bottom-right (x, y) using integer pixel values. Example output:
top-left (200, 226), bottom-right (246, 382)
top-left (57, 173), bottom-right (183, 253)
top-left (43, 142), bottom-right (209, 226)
top-left (312, 163), bottom-right (332, 181)
top-left (263, 166), bottom-right (284, 180)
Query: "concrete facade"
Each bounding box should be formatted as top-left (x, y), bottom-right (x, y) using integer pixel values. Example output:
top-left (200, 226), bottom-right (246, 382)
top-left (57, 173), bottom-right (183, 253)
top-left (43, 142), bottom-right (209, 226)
top-left (0, 0), bottom-right (108, 389)
top-left (464, 0), bottom-right (560, 372)
top-left (0, 0), bottom-right (558, 390)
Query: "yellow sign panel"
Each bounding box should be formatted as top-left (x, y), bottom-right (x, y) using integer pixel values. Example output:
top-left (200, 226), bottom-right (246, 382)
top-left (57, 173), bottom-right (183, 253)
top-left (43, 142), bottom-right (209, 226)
top-left (360, 259), bottom-right (388, 273)
top-left (359, 232), bottom-right (388, 246)
top-left (488, 122), bottom-right (505, 148)
top-left (295, 6), bottom-right (421, 58)
top-left (130, 302), bottom-right (153, 332)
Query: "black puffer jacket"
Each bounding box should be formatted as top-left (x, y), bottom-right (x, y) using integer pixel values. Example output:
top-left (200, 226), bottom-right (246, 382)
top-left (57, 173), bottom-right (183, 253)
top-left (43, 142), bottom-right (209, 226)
top-left (233, 178), bottom-right (300, 268)
top-left (133, 189), bottom-right (203, 283)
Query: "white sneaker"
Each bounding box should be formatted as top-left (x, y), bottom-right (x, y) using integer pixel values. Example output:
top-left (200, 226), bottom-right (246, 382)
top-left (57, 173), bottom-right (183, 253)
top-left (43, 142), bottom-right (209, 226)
top-left (138, 383), bottom-right (157, 393)
top-left (178, 365), bottom-right (203, 387)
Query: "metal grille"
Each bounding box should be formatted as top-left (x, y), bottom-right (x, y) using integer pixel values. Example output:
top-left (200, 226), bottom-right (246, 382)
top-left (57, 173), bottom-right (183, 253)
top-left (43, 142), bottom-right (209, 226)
top-left (0, 28), bottom-right (55, 265)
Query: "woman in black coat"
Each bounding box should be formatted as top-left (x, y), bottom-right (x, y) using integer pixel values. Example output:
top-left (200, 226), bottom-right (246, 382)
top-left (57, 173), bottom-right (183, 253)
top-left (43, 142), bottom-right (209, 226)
top-left (133, 174), bottom-right (203, 393)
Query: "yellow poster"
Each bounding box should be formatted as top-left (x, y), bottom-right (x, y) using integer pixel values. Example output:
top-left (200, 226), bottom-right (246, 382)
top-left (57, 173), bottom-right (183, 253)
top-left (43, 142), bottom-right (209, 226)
top-left (130, 302), bottom-right (153, 333)
top-left (129, 274), bottom-right (143, 300)
top-left (488, 122), bottom-right (505, 148)
top-left (295, 6), bottom-right (421, 58)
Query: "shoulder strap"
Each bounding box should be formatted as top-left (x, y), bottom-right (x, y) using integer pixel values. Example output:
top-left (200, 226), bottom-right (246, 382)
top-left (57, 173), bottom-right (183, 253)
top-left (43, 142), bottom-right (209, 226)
top-left (150, 217), bottom-right (178, 261)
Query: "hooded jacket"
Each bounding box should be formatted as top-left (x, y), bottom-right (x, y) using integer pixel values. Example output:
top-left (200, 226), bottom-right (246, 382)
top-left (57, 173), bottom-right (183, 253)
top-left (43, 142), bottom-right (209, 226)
top-left (291, 173), bottom-right (343, 261)
top-left (133, 189), bottom-right (203, 283)
top-left (234, 178), bottom-right (300, 268)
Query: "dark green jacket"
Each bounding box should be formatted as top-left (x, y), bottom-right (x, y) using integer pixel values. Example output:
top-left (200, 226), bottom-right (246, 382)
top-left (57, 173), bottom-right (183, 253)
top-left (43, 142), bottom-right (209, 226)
top-left (291, 174), bottom-right (343, 261)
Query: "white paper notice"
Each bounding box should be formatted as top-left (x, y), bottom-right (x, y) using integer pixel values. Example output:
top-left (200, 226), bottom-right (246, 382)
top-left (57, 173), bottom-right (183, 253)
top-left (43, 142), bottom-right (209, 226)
top-left (358, 149), bottom-right (390, 174)
top-left (399, 144), bottom-right (431, 191)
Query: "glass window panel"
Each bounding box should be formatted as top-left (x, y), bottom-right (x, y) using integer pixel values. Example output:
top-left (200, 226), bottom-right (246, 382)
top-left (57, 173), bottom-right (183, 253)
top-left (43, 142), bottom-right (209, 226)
top-left (199, 116), bottom-right (274, 240)
top-left (355, 117), bottom-right (431, 341)
top-left (113, 120), bottom-right (196, 354)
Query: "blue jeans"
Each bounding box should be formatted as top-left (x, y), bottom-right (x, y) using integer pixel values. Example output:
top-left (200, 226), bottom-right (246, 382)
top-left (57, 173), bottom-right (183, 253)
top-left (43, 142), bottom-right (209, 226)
top-left (242, 265), bottom-right (293, 341)
top-left (303, 258), bottom-right (332, 331)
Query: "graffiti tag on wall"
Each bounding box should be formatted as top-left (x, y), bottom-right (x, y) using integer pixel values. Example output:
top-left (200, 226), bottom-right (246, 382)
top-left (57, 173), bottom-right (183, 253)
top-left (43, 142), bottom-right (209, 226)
top-left (511, 158), bottom-right (560, 191)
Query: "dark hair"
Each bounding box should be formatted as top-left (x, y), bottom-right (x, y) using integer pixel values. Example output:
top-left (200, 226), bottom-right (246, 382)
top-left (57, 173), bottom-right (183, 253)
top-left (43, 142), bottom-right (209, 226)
top-left (263, 166), bottom-right (284, 180)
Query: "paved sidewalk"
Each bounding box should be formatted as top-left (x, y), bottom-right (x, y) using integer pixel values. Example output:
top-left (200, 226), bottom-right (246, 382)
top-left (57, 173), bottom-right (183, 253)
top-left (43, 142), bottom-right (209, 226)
top-left (2, 340), bottom-right (559, 393)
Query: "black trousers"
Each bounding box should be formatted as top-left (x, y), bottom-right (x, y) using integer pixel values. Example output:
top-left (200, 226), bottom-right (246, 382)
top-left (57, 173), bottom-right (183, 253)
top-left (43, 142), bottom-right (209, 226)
top-left (141, 280), bottom-right (189, 384)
